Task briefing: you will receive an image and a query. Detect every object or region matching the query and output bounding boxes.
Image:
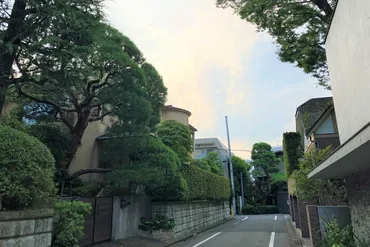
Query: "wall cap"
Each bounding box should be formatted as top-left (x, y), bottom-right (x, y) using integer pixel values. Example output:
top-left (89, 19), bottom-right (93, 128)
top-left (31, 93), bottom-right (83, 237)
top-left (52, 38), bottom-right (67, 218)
top-left (0, 209), bottom-right (54, 221)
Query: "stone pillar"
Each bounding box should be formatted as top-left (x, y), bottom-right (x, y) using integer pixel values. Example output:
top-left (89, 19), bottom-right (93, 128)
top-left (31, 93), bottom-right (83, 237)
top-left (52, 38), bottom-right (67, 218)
top-left (307, 205), bottom-right (321, 247)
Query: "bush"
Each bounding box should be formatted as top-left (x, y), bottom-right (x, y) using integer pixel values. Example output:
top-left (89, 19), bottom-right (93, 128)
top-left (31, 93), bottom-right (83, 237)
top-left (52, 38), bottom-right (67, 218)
top-left (181, 163), bottom-right (230, 200)
top-left (72, 182), bottom-right (103, 197)
top-left (322, 219), bottom-right (355, 247)
top-left (242, 204), bottom-right (279, 215)
top-left (138, 215), bottom-right (175, 232)
top-left (0, 125), bottom-right (56, 210)
top-left (52, 200), bottom-right (92, 247)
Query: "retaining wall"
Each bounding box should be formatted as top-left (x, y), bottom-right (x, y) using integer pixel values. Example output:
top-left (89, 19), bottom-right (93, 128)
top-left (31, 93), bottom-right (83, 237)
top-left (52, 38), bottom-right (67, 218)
top-left (0, 209), bottom-right (53, 247)
top-left (150, 200), bottom-right (230, 242)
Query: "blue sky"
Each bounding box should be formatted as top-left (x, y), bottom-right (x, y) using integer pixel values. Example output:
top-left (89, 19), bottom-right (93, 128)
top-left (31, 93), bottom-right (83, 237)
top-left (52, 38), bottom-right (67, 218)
top-left (106, 0), bottom-right (331, 158)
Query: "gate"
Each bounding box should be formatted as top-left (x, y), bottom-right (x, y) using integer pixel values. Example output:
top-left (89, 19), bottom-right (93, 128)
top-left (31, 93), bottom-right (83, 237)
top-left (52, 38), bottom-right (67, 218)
top-left (68, 197), bottom-right (113, 246)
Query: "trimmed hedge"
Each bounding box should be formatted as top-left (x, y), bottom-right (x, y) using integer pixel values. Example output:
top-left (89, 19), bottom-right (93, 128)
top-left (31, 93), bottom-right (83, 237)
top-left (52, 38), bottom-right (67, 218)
top-left (0, 125), bottom-right (56, 210)
top-left (242, 204), bottom-right (279, 215)
top-left (181, 163), bottom-right (230, 201)
top-left (283, 132), bottom-right (302, 177)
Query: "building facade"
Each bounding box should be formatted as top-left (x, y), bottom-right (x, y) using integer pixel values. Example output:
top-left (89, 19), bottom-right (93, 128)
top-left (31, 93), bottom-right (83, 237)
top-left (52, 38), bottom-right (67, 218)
top-left (308, 0), bottom-right (370, 242)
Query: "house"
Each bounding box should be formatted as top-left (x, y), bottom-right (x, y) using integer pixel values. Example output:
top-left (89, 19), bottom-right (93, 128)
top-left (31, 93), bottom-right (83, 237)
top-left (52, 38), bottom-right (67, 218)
top-left (194, 138), bottom-right (229, 178)
top-left (308, 0), bottom-right (370, 242)
top-left (295, 97), bottom-right (340, 153)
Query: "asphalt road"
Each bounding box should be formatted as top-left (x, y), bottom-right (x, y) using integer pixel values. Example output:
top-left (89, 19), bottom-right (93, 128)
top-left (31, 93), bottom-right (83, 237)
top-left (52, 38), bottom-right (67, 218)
top-left (171, 214), bottom-right (302, 247)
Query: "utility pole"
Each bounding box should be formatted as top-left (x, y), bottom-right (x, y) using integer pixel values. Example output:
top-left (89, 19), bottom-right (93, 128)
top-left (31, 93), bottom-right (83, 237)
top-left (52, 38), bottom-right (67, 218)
top-left (240, 171), bottom-right (245, 206)
top-left (225, 116), bottom-right (236, 217)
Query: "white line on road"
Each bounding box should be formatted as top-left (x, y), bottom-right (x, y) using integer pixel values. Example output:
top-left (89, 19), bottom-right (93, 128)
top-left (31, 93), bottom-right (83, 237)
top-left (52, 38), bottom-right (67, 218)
top-left (233, 221), bottom-right (240, 225)
top-left (241, 216), bottom-right (248, 221)
top-left (274, 215), bottom-right (277, 220)
top-left (269, 232), bottom-right (276, 247)
top-left (193, 232), bottom-right (222, 247)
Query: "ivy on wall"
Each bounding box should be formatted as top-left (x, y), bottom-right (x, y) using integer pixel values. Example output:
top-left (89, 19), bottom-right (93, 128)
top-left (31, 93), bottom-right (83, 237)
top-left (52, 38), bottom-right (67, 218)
top-left (283, 132), bottom-right (302, 177)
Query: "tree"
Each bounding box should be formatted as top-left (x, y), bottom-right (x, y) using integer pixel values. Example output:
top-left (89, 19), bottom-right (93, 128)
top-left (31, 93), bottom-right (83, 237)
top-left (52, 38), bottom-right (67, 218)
top-left (231, 155), bottom-right (252, 203)
top-left (216, 0), bottom-right (336, 89)
top-left (0, 0), bottom-right (104, 113)
top-left (157, 120), bottom-right (193, 164)
top-left (194, 152), bottom-right (224, 176)
top-left (292, 147), bottom-right (346, 205)
top-left (107, 136), bottom-right (185, 198)
top-left (251, 142), bottom-right (280, 204)
top-left (12, 21), bottom-right (166, 181)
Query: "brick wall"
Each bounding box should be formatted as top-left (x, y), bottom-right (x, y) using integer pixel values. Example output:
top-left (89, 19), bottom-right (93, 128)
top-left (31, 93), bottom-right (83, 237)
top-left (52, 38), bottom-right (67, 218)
top-left (346, 169), bottom-right (370, 243)
top-left (307, 205), bottom-right (321, 247)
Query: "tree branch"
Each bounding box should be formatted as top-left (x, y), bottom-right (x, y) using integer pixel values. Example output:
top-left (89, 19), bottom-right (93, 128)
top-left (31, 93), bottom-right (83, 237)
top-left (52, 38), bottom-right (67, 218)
top-left (69, 168), bottom-right (113, 181)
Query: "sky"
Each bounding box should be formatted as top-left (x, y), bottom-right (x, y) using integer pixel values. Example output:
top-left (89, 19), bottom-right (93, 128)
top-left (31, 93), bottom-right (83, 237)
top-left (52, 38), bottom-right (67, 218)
top-left (105, 0), bottom-right (331, 159)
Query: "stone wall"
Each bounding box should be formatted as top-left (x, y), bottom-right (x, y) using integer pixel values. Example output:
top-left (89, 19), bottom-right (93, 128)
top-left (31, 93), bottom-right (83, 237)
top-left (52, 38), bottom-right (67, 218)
top-left (151, 200), bottom-right (230, 242)
top-left (346, 169), bottom-right (370, 243)
top-left (0, 209), bottom-right (53, 247)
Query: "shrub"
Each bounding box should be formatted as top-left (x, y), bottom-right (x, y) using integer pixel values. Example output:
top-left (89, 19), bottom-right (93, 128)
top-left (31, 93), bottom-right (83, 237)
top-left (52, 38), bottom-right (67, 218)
top-left (322, 219), bottom-right (355, 247)
top-left (242, 205), bottom-right (279, 215)
top-left (52, 200), bottom-right (92, 247)
top-left (139, 215), bottom-right (175, 232)
top-left (283, 132), bottom-right (302, 177)
top-left (0, 125), bottom-right (56, 210)
top-left (72, 182), bottom-right (103, 197)
top-left (181, 163), bottom-right (230, 200)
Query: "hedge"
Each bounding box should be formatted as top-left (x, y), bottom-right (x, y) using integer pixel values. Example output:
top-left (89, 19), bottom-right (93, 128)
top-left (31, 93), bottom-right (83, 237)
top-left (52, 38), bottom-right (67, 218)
top-left (181, 163), bottom-right (230, 201)
top-left (283, 132), bottom-right (302, 177)
top-left (242, 205), bottom-right (279, 215)
top-left (0, 124), bottom-right (56, 210)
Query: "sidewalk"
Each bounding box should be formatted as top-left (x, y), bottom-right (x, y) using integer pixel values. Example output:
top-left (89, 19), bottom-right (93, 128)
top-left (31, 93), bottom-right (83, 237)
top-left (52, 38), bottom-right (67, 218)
top-left (93, 237), bottom-right (164, 247)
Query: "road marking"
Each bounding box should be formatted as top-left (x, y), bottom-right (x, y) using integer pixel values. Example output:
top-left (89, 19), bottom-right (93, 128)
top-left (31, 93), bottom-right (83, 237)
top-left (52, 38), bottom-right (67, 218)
top-left (233, 221), bottom-right (240, 225)
top-left (241, 216), bottom-right (248, 221)
top-left (269, 232), bottom-right (275, 247)
top-left (193, 232), bottom-right (222, 247)
top-left (274, 215), bottom-right (277, 220)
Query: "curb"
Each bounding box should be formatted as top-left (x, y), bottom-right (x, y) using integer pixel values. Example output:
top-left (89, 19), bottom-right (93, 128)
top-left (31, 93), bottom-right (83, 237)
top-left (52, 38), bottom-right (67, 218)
top-left (165, 217), bottom-right (233, 247)
top-left (284, 215), bottom-right (306, 247)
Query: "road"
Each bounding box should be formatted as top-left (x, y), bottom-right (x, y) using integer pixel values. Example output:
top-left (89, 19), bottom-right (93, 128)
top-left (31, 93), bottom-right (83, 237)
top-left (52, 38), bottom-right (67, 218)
top-left (171, 214), bottom-right (302, 247)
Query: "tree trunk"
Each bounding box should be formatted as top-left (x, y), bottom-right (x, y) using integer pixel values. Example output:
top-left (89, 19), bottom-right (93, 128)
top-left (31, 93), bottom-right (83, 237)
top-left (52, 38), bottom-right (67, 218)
top-left (0, 0), bottom-right (28, 115)
top-left (312, 0), bottom-right (334, 19)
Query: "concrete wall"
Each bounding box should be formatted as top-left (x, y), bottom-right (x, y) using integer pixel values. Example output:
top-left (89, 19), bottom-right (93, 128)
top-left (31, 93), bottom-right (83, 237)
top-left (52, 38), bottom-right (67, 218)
top-left (326, 0), bottom-right (370, 144)
top-left (0, 209), bottom-right (53, 247)
top-left (346, 169), bottom-right (370, 243)
top-left (151, 201), bottom-right (230, 241)
top-left (111, 196), bottom-right (151, 241)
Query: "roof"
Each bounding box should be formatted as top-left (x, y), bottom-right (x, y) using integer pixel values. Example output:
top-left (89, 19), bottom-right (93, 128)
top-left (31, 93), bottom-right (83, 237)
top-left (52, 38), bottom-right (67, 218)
top-left (296, 97), bottom-right (333, 135)
top-left (195, 138), bottom-right (228, 153)
top-left (189, 124), bottom-right (197, 132)
top-left (271, 146), bottom-right (283, 153)
top-left (164, 105), bottom-right (191, 116)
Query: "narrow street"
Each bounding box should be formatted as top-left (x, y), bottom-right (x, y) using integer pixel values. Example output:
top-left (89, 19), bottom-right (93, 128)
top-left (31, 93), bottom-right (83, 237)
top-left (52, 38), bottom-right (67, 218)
top-left (171, 215), bottom-right (301, 247)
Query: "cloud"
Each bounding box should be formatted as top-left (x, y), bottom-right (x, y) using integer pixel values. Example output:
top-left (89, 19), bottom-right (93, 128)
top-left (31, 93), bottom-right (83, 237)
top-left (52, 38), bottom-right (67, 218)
top-left (105, 0), bottom-right (260, 132)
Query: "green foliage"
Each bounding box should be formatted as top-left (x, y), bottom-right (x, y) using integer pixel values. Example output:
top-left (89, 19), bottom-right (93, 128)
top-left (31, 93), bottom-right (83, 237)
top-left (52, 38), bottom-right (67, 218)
top-left (292, 147), bottom-right (346, 204)
top-left (157, 120), bottom-right (193, 164)
top-left (138, 216), bottom-right (176, 232)
top-left (251, 142), bottom-right (280, 176)
top-left (217, 0), bottom-right (334, 89)
top-left (0, 125), bottom-right (56, 210)
top-left (231, 155), bottom-right (252, 202)
top-left (107, 137), bottom-right (183, 196)
top-left (52, 200), bottom-right (92, 247)
top-left (72, 182), bottom-right (103, 197)
top-left (271, 172), bottom-right (287, 194)
top-left (194, 159), bottom-right (211, 172)
top-left (322, 219), bottom-right (355, 247)
top-left (181, 163), bottom-right (230, 200)
top-left (283, 132), bottom-right (302, 177)
top-left (242, 204), bottom-right (279, 215)
top-left (194, 152), bottom-right (224, 175)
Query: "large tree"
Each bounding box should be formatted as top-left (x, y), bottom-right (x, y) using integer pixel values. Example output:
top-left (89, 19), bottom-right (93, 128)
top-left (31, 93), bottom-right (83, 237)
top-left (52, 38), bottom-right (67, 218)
top-left (217, 0), bottom-right (336, 89)
top-left (0, 0), bottom-right (104, 113)
top-left (11, 20), bottom-right (167, 180)
top-left (251, 142), bottom-right (280, 203)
